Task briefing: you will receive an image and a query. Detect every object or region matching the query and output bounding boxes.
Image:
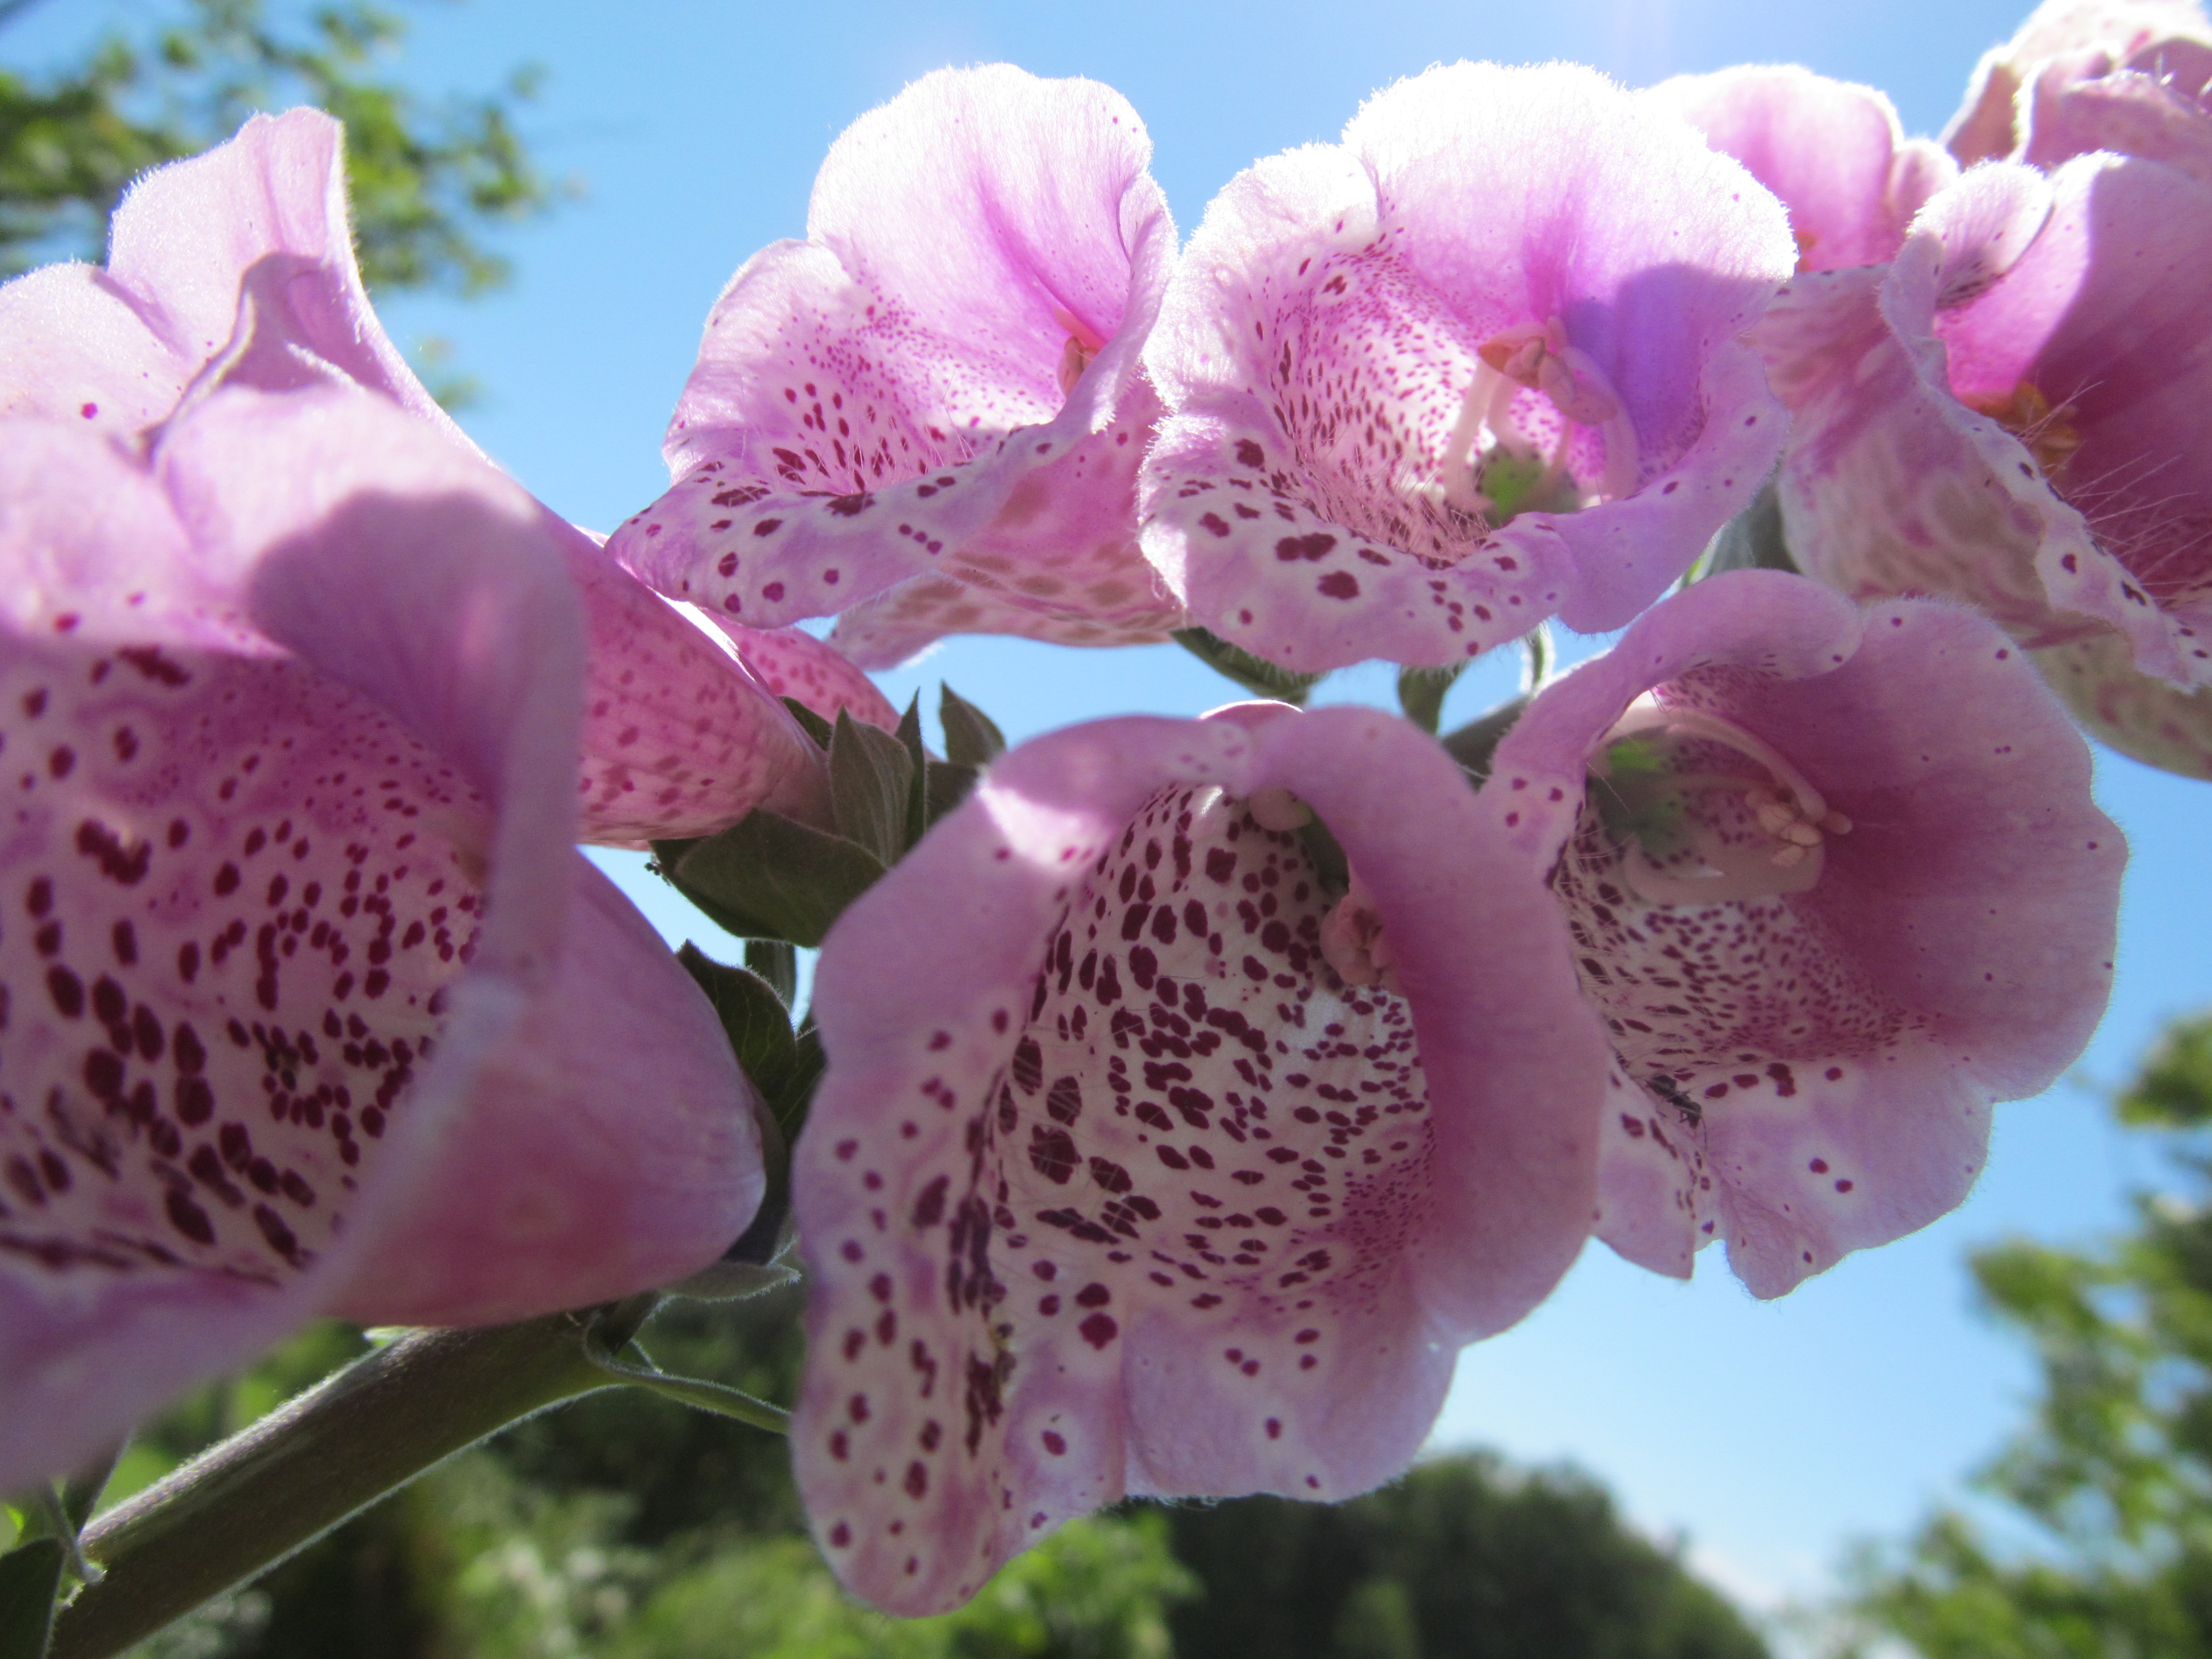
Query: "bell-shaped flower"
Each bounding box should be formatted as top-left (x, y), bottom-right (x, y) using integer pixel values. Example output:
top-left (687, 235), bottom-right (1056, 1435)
top-left (0, 109), bottom-right (833, 846)
top-left (1138, 62), bottom-right (1796, 675)
top-left (1946, 0), bottom-right (2212, 166)
top-left (0, 380), bottom-right (766, 1494)
top-left (606, 66), bottom-right (1183, 670)
top-left (1652, 67), bottom-right (1956, 272)
top-left (1755, 154), bottom-right (2212, 775)
top-left (1482, 571), bottom-right (2121, 1298)
top-left (790, 704), bottom-right (1609, 1612)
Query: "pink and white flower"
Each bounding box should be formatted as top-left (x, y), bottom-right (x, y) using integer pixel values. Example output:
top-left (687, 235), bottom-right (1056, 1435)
top-left (607, 66), bottom-right (1183, 668)
top-left (1139, 62), bottom-right (1796, 673)
top-left (791, 705), bottom-right (1607, 1612)
top-left (1484, 571), bottom-right (2122, 1296)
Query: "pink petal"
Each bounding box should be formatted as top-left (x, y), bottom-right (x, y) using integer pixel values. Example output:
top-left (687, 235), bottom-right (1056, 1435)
top-left (1141, 63), bottom-right (1793, 672)
top-left (1945, 0), bottom-right (2212, 165)
top-left (794, 706), bottom-right (1604, 1612)
top-left (608, 67), bottom-right (1180, 656)
top-left (2033, 632), bottom-right (2212, 775)
top-left (0, 391), bottom-right (760, 1491)
top-left (1654, 67), bottom-right (1958, 271)
top-left (725, 624), bottom-right (901, 730)
top-left (1485, 571), bottom-right (2122, 1297)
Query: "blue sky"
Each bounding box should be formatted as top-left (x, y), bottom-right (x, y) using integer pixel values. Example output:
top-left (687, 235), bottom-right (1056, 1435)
top-left (15, 0), bottom-right (2208, 1621)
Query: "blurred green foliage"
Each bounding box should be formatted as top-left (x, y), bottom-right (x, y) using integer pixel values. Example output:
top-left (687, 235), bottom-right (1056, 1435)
top-left (1839, 1013), bottom-right (2212, 1657)
top-left (1163, 1454), bottom-right (1771, 1659)
top-left (96, 1288), bottom-right (1769, 1659)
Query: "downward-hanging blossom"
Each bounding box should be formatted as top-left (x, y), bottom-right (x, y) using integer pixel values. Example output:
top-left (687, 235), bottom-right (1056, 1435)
top-left (1652, 66), bottom-right (1956, 272)
top-left (0, 381), bottom-right (765, 1494)
top-left (1138, 61), bottom-right (1796, 674)
top-left (0, 109), bottom-right (836, 846)
top-left (791, 705), bottom-right (1608, 1613)
top-left (1754, 153), bottom-right (2212, 776)
top-left (1482, 571), bottom-right (2122, 1297)
top-left (606, 65), bottom-right (1184, 669)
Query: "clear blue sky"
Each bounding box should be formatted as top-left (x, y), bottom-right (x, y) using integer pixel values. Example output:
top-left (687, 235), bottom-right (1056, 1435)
top-left (14, 0), bottom-right (2207, 1622)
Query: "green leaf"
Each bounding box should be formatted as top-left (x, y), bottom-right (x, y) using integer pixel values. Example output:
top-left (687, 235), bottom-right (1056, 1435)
top-left (1695, 478), bottom-right (1796, 579)
top-left (926, 759), bottom-right (981, 825)
top-left (586, 1342), bottom-right (791, 1434)
top-left (743, 939), bottom-right (798, 1008)
top-left (0, 1538), bottom-right (62, 1659)
top-left (828, 710), bottom-right (916, 866)
top-left (1173, 627), bottom-right (1326, 705)
top-left (1396, 664), bottom-right (1464, 735)
top-left (1296, 815), bottom-right (1351, 902)
top-left (779, 695), bottom-right (834, 750)
top-left (677, 945), bottom-right (797, 1095)
top-left (939, 683), bottom-right (1008, 766)
top-left (665, 813), bottom-right (886, 947)
top-left (1438, 696), bottom-right (1529, 786)
top-left (894, 694), bottom-right (929, 850)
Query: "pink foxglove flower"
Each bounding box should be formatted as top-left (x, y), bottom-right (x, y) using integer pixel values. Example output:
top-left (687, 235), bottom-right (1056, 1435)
top-left (0, 109), bottom-right (833, 846)
top-left (0, 383), bottom-right (764, 1493)
top-left (1946, 0), bottom-right (2212, 166)
top-left (1139, 62), bottom-right (1795, 674)
top-left (1755, 156), bottom-right (2212, 776)
top-left (607, 66), bottom-right (1183, 669)
top-left (1484, 571), bottom-right (2121, 1298)
top-left (1653, 67), bottom-right (1956, 272)
top-left (790, 704), bottom-right (1608, 1612)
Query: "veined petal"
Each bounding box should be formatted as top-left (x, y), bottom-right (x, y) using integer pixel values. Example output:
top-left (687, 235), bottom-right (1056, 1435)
top-left (2033, 632), bottom-right (2212, 775)
top-left (1485, 571), bottom-right (2122, 1297)
top-left (724, 623), bottom-right (902, 730)
top-left (0, 392), bottom-right (760, 1491)
top-left (1141, 62), bottom-right (1793, 671)
top-left (793, 706), bottom-right (1604, 1612)
top-left (609, 67), bottom-right (1180, 658)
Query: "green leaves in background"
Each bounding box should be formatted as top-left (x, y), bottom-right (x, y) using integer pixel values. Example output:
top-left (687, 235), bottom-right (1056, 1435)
top-left (938, 684), bottom-right (1006, 767)
top-left (1395, 664), bottom-right (1464, 735)
top-left (1694, 478), bottom-right (1796, 580)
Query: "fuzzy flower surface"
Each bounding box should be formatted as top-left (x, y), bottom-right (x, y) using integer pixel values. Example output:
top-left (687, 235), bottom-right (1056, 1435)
top-left (0, 109), bottom-right (833, 847)
top-left (1484, 571), bottom-right (2121, 1298)
top-left (1755, 155), bottom-right (2212, 775)
top-left (608, 66), bottom-right (1183, 669)
top-left (1139, 62), bottom-right (1795, 674)
top-left (791, 705), bottom-right (1607, 1613)
top-left (1653, 66), bottom-right (1956, 272)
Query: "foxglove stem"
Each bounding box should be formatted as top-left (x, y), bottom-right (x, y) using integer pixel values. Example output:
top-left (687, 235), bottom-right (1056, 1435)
top-left (48, 1305), bottom-right (659, 1659)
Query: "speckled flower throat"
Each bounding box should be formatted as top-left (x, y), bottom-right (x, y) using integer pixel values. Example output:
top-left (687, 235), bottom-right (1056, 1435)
top-left (806, 782), bottom-right (1437, 1604)
top-left (0, 641), bottom-right (481, 1289)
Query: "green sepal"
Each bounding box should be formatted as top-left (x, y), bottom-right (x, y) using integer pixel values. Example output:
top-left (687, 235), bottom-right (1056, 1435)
top-left (926, 759), bottom-right (981, 825)
top-left (1695, 477), bottom-right (1796, 579)
top-left (828, 710), bottom-right (916, 867)
top-left (1438, 696), bottom-right (1530, 787)
top-left (744, 939), bottom-right (798, 1007)
top-left (1296, 814), bottom-right (1351, 902)
top-left (894, 694), bottom-right (929, 850)
top-left (1396, 664), bottom-right (1464, 735)
top-left (780, 695), bottom-right (835, 749)
top-left (939, 683), bottom-right (1007, 767)
top-left (0, 1538), bottom-right (63, 1659)
top-left (1173, 627), bottom-right (1325, 706)
top-left (661, 813), bottom-right (885, 947)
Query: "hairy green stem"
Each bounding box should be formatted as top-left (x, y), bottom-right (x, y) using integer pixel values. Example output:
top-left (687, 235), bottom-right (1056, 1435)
top-left (48, 1310), bottom-right (626, 1659)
